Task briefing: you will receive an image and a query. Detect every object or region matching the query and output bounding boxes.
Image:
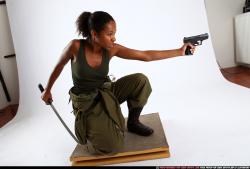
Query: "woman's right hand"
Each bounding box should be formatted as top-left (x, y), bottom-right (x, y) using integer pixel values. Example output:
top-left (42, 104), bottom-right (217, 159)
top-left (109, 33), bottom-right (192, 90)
top-left (41, 90), bottom-right (53, 105)
top-left (179, 42), bottom-right (196, 56)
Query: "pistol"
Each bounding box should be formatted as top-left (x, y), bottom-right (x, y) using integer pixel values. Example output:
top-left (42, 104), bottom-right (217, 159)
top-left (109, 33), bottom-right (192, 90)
top-left (183, 33), bottom-right (209, 55)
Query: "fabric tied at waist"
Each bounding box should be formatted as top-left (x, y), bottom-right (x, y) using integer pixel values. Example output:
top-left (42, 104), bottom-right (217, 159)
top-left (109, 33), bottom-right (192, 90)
top-left (68, 82), bottom-right (125, 145)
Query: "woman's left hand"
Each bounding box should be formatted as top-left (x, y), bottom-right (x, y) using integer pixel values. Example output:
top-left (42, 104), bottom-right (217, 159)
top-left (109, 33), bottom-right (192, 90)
top-left (179, 43), bottom-right (196, 56)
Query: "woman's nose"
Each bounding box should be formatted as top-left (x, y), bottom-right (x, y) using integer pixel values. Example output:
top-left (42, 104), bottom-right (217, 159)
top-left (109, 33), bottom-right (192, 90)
top-left (112, 36), bottom-right (116, 42)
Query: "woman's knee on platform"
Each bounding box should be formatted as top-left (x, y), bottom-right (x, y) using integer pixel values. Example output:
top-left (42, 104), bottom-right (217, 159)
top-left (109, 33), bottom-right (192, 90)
top-left (93, 137), bottom-right (124, 154)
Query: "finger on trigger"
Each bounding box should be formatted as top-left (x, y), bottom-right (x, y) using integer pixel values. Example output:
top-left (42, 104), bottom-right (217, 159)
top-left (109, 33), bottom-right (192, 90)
top-left (187, 43), bottom-right (193, 48)
top-left (190, 44), bottom-right (195, 49)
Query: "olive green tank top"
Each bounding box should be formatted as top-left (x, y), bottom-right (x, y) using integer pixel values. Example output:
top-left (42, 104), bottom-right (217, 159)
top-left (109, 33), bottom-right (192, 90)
top-left (71, 40), bottom-right (110, 94)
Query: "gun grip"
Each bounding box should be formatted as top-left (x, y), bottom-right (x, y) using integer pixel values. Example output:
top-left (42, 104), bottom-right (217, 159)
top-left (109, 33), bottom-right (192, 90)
top-left (185, 46), bottom-right (193, 55)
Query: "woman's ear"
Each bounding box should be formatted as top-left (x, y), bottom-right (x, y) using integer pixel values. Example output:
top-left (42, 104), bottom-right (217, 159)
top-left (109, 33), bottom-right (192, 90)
top-left (90, 30), bottom-right (98, 42)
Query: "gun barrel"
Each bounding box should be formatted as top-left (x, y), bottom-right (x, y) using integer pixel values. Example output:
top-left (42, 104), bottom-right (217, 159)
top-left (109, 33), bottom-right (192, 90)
top-left (183, 33), bottom-right (209, 43)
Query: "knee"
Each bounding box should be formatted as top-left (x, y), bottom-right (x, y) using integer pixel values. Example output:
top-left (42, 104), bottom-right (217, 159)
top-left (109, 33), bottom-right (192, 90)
top-left (94, 138), bottom-right (124, 155)
top-left (134, 73), bottom-right (151, 90)
top-left (107, 141), bottom-right (124, 154)
top-left (134, 73), bottom-right (150, 84)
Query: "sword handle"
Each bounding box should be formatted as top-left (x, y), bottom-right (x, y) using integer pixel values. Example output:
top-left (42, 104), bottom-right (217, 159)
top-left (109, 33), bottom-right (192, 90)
top-left (38, 83), bottom-right (52, 104)
top-left (38, 83), bottom-right (44, 92)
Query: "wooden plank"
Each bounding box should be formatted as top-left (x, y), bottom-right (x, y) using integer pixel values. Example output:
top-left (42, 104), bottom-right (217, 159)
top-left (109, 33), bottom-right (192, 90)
top-left (70, 112), bottom-right (170, 166)
top-left (71, 146), bottom-right (168, 161)
top-left (72, 150), bottom-right (170, 166)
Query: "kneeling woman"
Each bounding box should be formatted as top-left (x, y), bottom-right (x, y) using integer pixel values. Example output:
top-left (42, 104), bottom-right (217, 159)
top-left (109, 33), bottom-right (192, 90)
top-left (41, 11), bottom-right (195, 155)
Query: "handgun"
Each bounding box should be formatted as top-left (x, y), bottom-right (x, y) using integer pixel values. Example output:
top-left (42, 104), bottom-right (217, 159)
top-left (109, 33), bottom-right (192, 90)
top-left (183, 33), bottom-right (209, 55)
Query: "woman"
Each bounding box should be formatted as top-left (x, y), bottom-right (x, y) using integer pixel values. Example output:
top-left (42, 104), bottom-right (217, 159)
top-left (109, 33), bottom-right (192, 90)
top-left (41, 11), bottom-right (195, 154)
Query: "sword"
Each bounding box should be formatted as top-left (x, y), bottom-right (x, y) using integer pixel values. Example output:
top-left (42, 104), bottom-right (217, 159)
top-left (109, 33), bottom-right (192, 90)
top-left (38, 83), bottom-right (80, 144)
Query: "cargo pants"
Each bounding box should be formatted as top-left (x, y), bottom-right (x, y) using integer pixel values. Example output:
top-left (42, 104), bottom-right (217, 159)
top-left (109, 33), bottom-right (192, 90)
top-left (70, 73), bottom-right (152, 155)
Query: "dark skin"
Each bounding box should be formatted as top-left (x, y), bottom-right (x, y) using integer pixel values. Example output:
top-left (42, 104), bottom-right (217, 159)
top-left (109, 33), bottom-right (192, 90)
top-left (41, 21), bottom-right (195, 103)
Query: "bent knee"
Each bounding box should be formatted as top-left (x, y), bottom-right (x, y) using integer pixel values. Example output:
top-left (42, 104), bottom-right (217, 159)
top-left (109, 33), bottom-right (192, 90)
top-left (90, 134), bottom-right (124, 154)
top-left (107, 142), bottom-right (123, 154)
top-left (134, 73), bottom-right (150, 83)
top-left (135, 73), bottom-right (151, 90)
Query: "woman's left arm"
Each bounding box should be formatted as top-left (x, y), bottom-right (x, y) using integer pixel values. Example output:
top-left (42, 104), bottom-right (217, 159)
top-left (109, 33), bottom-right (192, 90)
top-left (111, 43), bottom-right (195, 61)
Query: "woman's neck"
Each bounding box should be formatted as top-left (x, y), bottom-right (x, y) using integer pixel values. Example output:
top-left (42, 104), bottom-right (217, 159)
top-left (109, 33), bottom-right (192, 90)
top-left (87, 38), bottom-right (102, 54)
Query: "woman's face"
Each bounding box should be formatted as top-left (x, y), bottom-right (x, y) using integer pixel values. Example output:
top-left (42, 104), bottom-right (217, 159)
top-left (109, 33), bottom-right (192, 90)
top-left (95, 21), bottom-right (116, 50)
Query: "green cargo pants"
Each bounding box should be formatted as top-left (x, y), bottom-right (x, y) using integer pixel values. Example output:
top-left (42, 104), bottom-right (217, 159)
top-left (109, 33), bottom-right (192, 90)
top-left (69, 73), bottom-right (152, 155)
top-left (111, 73), bottom-right (152, 110)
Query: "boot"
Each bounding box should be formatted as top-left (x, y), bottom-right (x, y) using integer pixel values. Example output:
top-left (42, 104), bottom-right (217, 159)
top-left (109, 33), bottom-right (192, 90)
top-left (127, 107), bottom-right (154, 136)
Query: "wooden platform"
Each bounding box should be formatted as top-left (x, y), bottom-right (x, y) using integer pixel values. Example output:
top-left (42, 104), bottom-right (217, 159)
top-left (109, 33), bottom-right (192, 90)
top-left (70, 112), bottom-right (170, 166)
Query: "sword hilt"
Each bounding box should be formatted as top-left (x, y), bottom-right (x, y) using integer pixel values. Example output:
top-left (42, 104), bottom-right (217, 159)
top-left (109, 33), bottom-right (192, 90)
top-left (38, 83), bottom-right (52, 104)
top-left (38, 83), bottom-right (44, 92)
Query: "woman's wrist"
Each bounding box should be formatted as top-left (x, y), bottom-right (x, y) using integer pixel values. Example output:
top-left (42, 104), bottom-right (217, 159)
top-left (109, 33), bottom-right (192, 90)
top-left (45, 86), bottom-right (51, 93)
top-left (177, 48), bottom-right (184, 56)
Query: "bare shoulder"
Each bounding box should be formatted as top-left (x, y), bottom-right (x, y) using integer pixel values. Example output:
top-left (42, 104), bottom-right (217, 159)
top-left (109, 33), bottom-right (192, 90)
top-left (109, 43), bottom-right (124, 58)
top-left (66, 39), bottom-right (81, 60)
top-left (69, 39), bottom-right (81, 53)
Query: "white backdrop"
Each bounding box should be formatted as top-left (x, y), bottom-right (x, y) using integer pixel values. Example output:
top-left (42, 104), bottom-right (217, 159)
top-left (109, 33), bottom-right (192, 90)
top-left (1, 0), bottom-right (250, 166)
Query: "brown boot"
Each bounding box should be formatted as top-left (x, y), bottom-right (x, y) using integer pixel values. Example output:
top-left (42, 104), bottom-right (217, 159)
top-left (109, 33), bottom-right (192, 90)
top-left (127, 107), bottom-right (154, 136)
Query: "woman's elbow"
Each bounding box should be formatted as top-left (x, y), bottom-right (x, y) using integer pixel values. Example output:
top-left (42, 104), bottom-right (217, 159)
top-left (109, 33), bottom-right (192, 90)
top-left (141, 51), bottom-right (153, 61)
top-left (142, 55), bottom-right (152, 62)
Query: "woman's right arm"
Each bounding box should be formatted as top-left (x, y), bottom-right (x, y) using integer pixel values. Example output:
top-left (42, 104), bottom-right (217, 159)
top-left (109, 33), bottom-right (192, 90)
top-left (41, 40), bottom-right (78, 104)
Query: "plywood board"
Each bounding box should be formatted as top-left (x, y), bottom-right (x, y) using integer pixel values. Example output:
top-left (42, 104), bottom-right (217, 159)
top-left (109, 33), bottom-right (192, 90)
top-left (72, 150), bottom-right (170, 166)
top-left (70, 112), bottom-right (169, 166)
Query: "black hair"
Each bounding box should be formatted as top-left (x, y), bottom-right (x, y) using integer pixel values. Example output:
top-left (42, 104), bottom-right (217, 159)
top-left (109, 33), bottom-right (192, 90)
top-left (76, 11), bottom-right (115, 38)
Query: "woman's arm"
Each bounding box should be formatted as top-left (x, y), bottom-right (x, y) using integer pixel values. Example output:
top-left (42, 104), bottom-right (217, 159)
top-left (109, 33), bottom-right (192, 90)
top-left (111, 43), bottom-right (195, 61)
top-left (41, 40), bottom-right (77, 103)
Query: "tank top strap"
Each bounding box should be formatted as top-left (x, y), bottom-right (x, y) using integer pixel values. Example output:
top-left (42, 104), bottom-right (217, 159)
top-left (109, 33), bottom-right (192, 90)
top-left (77, 39), bottom-right (84, 62)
